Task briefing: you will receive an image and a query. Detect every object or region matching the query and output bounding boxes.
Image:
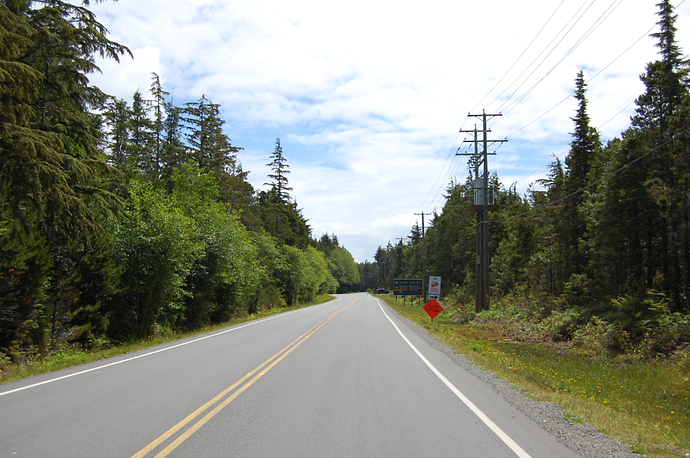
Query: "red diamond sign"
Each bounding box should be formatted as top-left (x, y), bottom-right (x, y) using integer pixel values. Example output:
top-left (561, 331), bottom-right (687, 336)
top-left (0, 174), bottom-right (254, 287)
top-left (423, 299), bottom-right (443, 319)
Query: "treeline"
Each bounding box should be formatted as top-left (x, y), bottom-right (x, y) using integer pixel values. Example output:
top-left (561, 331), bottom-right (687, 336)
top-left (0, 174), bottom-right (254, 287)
top-left (361, 1), bottom-right (690, 356)
top-left (0, 0), bottom-right (358, 360)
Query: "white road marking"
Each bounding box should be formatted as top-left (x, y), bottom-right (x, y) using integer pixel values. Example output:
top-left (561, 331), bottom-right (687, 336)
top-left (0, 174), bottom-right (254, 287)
top-left (376, 299), bottom-right (532, 458)
top-left (0, 301), bottom-right (336, 397)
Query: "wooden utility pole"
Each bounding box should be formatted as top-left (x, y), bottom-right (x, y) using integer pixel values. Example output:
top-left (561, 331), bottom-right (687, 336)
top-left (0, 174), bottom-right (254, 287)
top-left (458, 111), bottom-right (506, 312)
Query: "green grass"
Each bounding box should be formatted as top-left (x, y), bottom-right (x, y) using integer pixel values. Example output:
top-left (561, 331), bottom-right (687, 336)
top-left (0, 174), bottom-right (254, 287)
top-left (0, 294), bottom-right (336, 384)
top-left (382, 295), bottom-right (690, 458)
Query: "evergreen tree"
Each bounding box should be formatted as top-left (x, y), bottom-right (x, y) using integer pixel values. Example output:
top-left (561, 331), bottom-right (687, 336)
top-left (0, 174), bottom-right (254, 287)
top-left (160, 100), bottom-right (187, 185)
top-left (533, 158), bottom-right (567, 294)
top-left (259, 139), bottom-right (310, 247)
top-left (149, 72), bottom-right (168, 180)
top-left (265, 138), bottom-right (292, 202)
top-left (630, 0), bottom-right (689, 311)
top-left (0, 0), bottom-right (130, 353)
top-left (422, 180), bottom-right (475, 294)
top-left (102, 97), bottom-right (131, 169)
top-left (374, 245), bottom-right (392, 289)
top-left (182, 95), bottom-right (239, 176)
top-left (562, 71), bottom-right (600, 278)
top-left (128, 89), bottom-right (154, 175)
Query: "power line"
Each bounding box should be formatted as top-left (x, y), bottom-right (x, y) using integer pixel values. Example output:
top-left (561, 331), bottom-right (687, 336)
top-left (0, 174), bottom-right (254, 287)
top-left (490, 126), bottom-right (690, 224)
top-left (495, 0), bottom-right (598, 113)
top-left (499, 0), bottom-right (623, 116)
top-left (390, 0), bottom-right (687, 258)
top-left (415, 2), bottom-right (621, 236)
top-left (469, 0), bottom-right (567, 114)
top-left (494, 13), bottom-right (668, 190)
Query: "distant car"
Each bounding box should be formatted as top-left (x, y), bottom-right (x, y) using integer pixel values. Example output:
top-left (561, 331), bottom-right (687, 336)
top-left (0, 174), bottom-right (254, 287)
top-left (375, 288), bottom-right (389, 295)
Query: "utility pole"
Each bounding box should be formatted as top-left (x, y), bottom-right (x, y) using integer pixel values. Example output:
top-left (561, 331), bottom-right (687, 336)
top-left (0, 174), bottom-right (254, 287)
top-left (414, 212), bottom-right (428, 301)
top-left (458, 111), bottom-right (506, 312)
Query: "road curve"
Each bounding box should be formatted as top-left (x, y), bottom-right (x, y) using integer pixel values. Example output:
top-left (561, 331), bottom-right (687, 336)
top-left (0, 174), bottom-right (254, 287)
top-left (0, 293), bottom-right (582, 457)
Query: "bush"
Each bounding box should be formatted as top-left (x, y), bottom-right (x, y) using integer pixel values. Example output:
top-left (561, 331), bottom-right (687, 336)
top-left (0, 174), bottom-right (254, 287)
top-left (636, 312), bottom-right (690, 357)
top-left (539, 308), bottom-right (583, 342)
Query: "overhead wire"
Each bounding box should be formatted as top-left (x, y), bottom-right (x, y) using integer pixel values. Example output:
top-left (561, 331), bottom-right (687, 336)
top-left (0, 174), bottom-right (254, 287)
top-left (416, 131), bottom-right (463, 212)
top-left (409, 1), bottom-right (595, 236)
top-left (488, 125), bottom-right (690, 225)
top-left (499, 0), bottom-right (669, 136)
top-left (493, 0), bottom-right (597, 113)
top-left (495, 8), bottom-right (661, 189)
top-left (396, 0), bottom-right (680, 252)
top-left (406, 0), bottom-right (603, 242)
top-left (468, 0), bottom-right (567, 114)
top-left (408, 4), bottom-right (578, 230)
top-left (499, 0), bottom-right (624, 117)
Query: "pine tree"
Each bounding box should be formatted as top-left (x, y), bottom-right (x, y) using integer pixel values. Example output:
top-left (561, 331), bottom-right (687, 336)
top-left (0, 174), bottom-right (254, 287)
top-left (160, 100), bottom-right (187, 185)
top-left (562, 71), bottom-right (600, 278)
top-left (182, 95), bottom-right (239, 176)
top-left (631, 0), bottom-right (689, 311)
top-left (102, 97), bottom-right (131, 169)
top-left (0, 0), bottom-right (130, 353)
top-left (265, 138), bottom-right (292, 202)
top-left (259, 138), bottom-right (310, 247)
top-left (537, 158), bottom-right (567, 294)
top-left (149, 72), bottom-right (168, 180)
top-left (128, 89), bottom-right (154, 175)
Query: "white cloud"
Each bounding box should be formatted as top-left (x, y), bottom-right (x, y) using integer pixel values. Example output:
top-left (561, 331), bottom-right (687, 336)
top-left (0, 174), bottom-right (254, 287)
top-left (87, 0), bottom-right (690, 262)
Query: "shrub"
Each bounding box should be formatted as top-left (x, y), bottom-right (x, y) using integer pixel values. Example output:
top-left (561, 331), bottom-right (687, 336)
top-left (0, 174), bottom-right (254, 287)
top-left (539, 308), bottom-right (583, 342)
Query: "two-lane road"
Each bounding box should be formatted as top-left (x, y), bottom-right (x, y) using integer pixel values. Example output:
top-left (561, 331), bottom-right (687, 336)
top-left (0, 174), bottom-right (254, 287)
top-left (0, 294), bottom-right (581, 457)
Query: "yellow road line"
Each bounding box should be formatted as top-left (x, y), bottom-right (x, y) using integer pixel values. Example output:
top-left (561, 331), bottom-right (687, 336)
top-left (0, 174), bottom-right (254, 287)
top-left (131, 298), bottom-right (356, 458)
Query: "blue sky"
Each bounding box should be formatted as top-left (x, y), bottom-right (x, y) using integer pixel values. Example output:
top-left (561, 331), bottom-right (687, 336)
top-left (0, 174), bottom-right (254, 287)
top-left (88, 0), bottom-right (690, 263)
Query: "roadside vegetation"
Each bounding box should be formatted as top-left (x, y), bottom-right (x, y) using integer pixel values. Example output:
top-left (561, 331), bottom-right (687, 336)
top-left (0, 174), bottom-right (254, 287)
top-left (381, 293), bottom-right (690, 458)
top-left (1, 1), bottom-right (359, 373)
top-left (361, 5), bottom-right (690, 455)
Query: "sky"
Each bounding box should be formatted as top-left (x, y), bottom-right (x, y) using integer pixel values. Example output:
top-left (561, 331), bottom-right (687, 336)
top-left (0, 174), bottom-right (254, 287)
top-left (87, 0), bottom-right (690, 263)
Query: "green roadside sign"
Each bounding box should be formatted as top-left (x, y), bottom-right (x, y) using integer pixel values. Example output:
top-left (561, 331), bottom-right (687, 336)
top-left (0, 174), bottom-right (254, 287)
top-left (393, 278), bottom-right (423, 296)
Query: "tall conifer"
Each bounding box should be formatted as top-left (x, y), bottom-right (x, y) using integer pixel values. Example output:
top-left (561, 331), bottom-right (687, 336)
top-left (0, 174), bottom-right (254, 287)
top-left (632, 0), bottom-right (689, 310)
top-left (562, 71), bottom-right (600, 278)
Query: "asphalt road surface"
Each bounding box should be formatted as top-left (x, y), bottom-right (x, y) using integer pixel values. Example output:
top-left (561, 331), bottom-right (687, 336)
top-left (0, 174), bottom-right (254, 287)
top-left (0, 293), bottom-right (584, 457)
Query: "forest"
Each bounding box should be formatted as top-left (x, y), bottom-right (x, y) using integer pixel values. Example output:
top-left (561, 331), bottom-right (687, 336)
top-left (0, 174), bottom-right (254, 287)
top-left (2, 0), bottom-right (690, 367)
top-left (0, 0), bottom-right (359, 363)
top-left (359, 1), bottom-right (690, 359)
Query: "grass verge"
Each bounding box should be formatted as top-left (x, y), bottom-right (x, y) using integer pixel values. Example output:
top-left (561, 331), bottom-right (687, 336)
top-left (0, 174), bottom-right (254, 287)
top-left (381, 295), bottom-right (690, 458)
top-left (0, 294), bottom-right (336, 385)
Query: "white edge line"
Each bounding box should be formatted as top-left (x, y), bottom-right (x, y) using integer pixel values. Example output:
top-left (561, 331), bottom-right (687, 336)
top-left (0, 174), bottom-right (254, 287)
top-left (0, 301), bottom-right (334, 397)
top-left (376, 299), bottom-right (532, 458)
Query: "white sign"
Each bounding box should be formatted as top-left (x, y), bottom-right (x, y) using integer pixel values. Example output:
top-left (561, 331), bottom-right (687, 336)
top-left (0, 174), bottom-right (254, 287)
top-left (428, 276), bottom-right (441, 300)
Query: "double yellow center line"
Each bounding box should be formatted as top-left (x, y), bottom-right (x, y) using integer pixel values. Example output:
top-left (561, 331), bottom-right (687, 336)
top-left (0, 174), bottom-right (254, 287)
top-left (131, 299), bottom-right (355, 458)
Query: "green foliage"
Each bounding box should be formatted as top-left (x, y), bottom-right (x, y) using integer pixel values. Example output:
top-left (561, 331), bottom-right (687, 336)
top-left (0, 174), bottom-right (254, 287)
top-left (328, 246), bottom-right (360, 290)
top-left (257, 189), bottom-right (311, 248)
top-left (0, 0), bottom-right (373, 361)
top-left (1, 0), bottom-right (128, 356)
top-left (303, 246), bottom-right (338, 295)
top-left (376, 2), bottom-right (690, 345)
top-left (0, 215), bottom-right (52, 357)
top-left (257, 141), bottom-right (310, 248)
top-left (265, 138), bottom-right (292, 202)
top-left (182, 95), bottom-right (241, 177)
top-left (171, 162), bottom-right (263, 327)
top-left (110, 180), bottom-right (203, 338)
top-left (273, 245), bottom-right (309, 306)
